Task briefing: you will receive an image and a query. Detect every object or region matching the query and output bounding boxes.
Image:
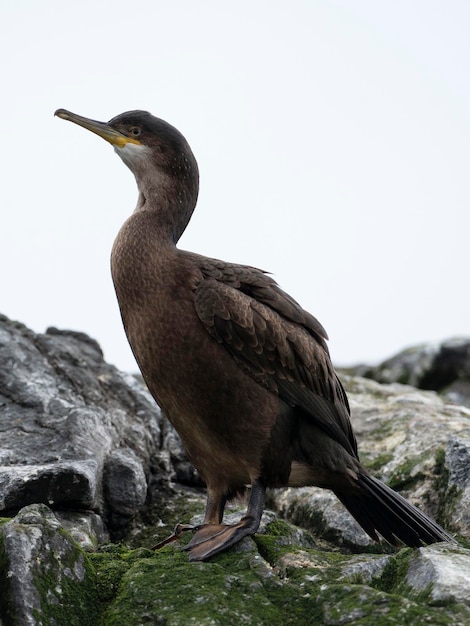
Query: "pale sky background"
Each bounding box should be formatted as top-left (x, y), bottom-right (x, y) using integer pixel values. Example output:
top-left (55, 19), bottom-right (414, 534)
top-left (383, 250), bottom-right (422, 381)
top-left (1, 0), bottom-right (469, 372)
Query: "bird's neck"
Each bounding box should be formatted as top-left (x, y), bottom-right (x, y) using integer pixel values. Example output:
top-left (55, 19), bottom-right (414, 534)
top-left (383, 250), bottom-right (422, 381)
top-left (111, 208), bottom-right (176, 309)
top-left (133, 171), bottom-right (198, 244)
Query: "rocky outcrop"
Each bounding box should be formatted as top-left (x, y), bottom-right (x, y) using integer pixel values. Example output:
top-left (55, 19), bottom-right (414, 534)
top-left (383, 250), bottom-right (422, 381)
top-left (353, 337), bottom-right (470, 408)
top-left (0, 314), bottom-right (169, 541)
top-left (1, 313), bottom-right (470, 625)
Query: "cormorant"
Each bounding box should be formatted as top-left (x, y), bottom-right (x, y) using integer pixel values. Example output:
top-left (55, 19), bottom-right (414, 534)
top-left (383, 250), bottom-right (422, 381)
top-left (55, 108), bottom-right (455, 560)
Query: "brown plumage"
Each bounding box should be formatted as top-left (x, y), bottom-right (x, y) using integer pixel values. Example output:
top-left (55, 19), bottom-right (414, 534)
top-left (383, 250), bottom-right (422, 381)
top-left (55, 108), bottom-right (455, 560)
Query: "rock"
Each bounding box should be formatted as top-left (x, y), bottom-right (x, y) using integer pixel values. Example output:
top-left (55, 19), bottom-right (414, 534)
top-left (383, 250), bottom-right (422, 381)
top-left (407, 543), bottom-right (470, 606)
top-left (1, 313), bottom-right (470, 624)
top-left (55, 509), bottom-right (107, 551)
top-left (3, 507), bottom-right (470, 625)
top-left (352, 342), bottom-right (439, 388)
top-left (444, 432), bottom-right (470, 532)
top-left (0, 314), bottom-right (163, 528)
top-left (274, 487), bottom-right (374, 549)
top-left (0, 503), bottom-right (98, 625)
top-left (354, 337), bottom-right (470, 407)
top-left (103, 448), bottom-right (147, 533)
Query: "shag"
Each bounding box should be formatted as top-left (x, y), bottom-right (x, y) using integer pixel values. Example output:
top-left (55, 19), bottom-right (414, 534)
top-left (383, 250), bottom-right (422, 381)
top-left (55, 108), bottom-right (455, 560)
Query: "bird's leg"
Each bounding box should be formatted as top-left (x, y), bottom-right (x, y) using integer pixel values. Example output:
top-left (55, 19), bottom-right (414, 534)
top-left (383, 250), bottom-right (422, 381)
top-left (151, 489), bottom-right (226, 551)
top-left (203, 489), bottom-right (228, 525)
top-left (186, 479), bottom-right (266, 561)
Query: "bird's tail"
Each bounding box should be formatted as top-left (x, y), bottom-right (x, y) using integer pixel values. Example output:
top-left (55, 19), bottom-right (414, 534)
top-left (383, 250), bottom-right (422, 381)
top-left (334, 472), bottom-right (456, 547)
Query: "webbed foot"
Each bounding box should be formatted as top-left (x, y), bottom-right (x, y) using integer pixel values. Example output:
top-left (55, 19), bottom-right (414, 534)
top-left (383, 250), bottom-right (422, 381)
top-left (185, 515), bottom-right (261, 561)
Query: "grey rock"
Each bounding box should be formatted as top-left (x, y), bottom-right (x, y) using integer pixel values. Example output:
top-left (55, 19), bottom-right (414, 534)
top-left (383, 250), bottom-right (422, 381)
top-left (103, 447), bottom-right (148, 532)
top-left (55, 509), bottom-right (106, 551)
top-left (274, 487), bottom-right (373, 548)
top-left (355, 337), bottom-right (470, 406)
top-left (0, 314), bottom-right (162, 532)
top-left (0, 503), bottom-right (96, 625)
top-left (358, 342), bottom-right (439, 388)
top-left (338, 554), bottom-right (392, 583)
top-left (0, 458), bottom-right (99, 510)
top-left (446, 431), bottom-right (470, 489)
top-left (407, 543), bottom-right (470, 606)
top-left (445, 431), bottom-right (470, 533)
top-left (446, 379), bottom-right (470, 409)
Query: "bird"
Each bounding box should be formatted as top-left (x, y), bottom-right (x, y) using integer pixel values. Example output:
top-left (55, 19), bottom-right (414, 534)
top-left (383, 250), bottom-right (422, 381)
top-left (55, 108), bottom-right (455, 561)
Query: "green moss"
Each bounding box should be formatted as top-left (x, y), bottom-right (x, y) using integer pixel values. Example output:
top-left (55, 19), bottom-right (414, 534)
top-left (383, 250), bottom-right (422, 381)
top-left (2, 504), bottom-right (469, 625)
top-left (387, 455), bottom-right (429, 491)
top-left (278, 500), bottom-right (327, 539)
top-left (373, 418), bottom-right (396, 437)
top-left (0, 521), bottom-right (100, 626)
top-left (362, 453), bottom-right (395, 472)
top-left (372, 548), bottom-right (413, 595)
top-left (95, 523), bottom-right (354, 626)
top-left (124, 489), bottom-right (206, 549)
top-left (368, 549), bottom-right (470, 623)
top-left (41, 542), bottom-right (469, 626)
top-left (432, 447), bottom-right (461, 532)
top-left (263, 519), bottom-right (297, 538)
top-left (90, 547), bottom-right (151, 606)
top-left (254, 533), bottom-right (293, 567)
top-left (100, 549), bottom-right (282, 625)
top-left (255, 518), bottom-right (332, 565)
top-left (0, 530), bottom-right (13, 625)
top-left (315, 582), bottom-right (464, 625)
top-left (31, 531), bottom-right (100, 626)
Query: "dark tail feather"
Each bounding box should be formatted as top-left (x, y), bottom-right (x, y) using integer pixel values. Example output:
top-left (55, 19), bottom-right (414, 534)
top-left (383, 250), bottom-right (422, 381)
top-left (335, 473), bottom-right (456, 547)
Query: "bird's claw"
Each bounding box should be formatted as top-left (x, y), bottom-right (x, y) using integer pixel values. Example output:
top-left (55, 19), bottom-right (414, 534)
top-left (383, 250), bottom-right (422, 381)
top-left (151, 523), bottom-right (196, 551)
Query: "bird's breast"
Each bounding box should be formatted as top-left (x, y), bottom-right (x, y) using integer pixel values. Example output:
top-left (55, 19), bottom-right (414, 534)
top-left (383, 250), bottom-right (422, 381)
top-left (112, 249), bottom-right (280, 488)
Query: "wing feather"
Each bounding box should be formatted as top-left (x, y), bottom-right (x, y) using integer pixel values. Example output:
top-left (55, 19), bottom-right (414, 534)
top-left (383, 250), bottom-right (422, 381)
top-left (193, 258), bottom-right (357, 457)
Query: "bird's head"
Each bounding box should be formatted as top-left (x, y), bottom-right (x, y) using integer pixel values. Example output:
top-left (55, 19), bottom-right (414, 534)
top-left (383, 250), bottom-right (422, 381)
top-left (55, 108), bottom-right (199, 240)
top-left (55, 108), bottom-right (198, 181)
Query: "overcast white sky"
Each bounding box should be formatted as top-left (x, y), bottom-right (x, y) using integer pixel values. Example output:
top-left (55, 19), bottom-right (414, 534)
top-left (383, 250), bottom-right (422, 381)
top-left (1, 1), bottom-right (469, 372)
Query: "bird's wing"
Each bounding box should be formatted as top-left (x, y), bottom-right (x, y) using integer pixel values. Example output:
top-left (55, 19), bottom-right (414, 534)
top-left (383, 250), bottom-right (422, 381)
top-left (193, 258), bottom-right (358, 457)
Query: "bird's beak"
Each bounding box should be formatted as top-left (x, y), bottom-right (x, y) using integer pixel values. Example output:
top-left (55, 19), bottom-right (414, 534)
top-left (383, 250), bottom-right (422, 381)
top-left (54, 109), bottom-right (140, 147)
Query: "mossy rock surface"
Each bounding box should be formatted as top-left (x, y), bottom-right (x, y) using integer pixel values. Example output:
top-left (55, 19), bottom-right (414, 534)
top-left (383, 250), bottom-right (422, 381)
top-left (88, 520), bottom-right (469, 626)
top-left (2, 507), bottom-right (470, 625)
top-left (1, 315), bottom-right (470, 625)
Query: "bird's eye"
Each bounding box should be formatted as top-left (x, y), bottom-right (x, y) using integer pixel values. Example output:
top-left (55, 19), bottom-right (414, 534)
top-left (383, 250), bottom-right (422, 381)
top-left (129, 126), bottom-right (141, 137)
